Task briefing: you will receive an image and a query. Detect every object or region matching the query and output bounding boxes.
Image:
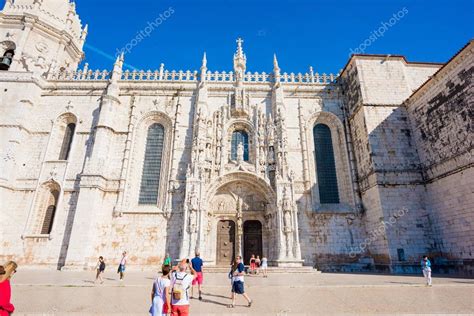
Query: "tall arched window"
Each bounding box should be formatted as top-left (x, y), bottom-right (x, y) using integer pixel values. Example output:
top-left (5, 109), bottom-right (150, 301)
top-left (41, 189), bottom-right (59, 234)
top-left (313, 124), bottom-right (340, 203)
top-left (139, 123), bottom-right (165, 204)
top-left (231, 130), bottom-right (249, 161)
top-left (58, 123), bottom-right (75, 160)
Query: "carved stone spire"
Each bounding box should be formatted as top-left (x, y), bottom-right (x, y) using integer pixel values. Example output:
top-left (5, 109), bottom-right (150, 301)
top-left (200, 52), bottom-right (207, 82)
top-left (79, 24), bottom-right (88, 48)
top-left (233, 38), bottom-right (247, 85)
top-left (273, 53), bottom-right (281, 84)
top-left (106, 53), bottom-right (124, 98)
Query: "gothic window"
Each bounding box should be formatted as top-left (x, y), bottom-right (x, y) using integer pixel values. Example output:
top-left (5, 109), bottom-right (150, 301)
top-left (58, 123), bottom-right (75, 160)
top-left (41, 189), bottom-right (59, 234)
top-left (313, 124), bottom-right (340, 203)
top-left (231, 130), bottom-right (249, 161)
top-left (0, 49), bottom-right (14, 71)
top-left (139, 123), bottom-right (165, 204)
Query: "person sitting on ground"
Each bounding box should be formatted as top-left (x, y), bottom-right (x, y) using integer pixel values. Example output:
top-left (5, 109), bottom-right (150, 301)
top-left (191, 251), bottom-right (204, 301)
top-left (0, 261), bottom-right (18, 316)
top-left (149, 264), bottom-right (172, 316)
top-left (170, 260), bottom-right (197, 316)
top-left (95, 256), bottom-right (106, 284)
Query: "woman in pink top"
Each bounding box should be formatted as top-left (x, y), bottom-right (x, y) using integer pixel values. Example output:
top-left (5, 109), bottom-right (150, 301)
top-left (0, 261), bottom-right (18, 316)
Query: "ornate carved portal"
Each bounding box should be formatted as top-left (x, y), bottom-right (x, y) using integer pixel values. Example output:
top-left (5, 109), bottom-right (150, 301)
top-left (210, 179), bottom-right (270, 265)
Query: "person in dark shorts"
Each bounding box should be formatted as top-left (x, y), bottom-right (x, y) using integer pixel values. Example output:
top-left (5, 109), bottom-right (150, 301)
top-left (228, 256), bottom-right (252, 308)
top-left (95, 256), bottom-right (106, 284)
top-left (191, 251), bottom-right (204, 300)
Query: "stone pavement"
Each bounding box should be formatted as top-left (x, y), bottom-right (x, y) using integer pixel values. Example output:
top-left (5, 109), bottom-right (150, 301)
top-left (9, 270), bottom-right (474, 315)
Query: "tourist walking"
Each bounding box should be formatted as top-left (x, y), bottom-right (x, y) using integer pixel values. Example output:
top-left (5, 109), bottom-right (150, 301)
top-left (421, 255), bottom-right (432, 286)
top-left (191, 251), bottom-right (204, 300)
top-left (149, 265), bottom-right (172, 316)
top-left (228, 256), bottom-right (252, 308)
top-left (117, 251), bottom-right (127, 281)
top-left (170, 260), bottom-right (196, 316)
top-left (164, 253), bottom-right (172, 266)
top-left (95, 256), bottom-right (106, 284)
top-left (260, 255), bottom-right (268, 278)
top-left (0, 261), bottom-right (18, 316)
top-left (249, 254), bottom-right (256, 274)
top-left (255, 255), bottom-right (261, 275)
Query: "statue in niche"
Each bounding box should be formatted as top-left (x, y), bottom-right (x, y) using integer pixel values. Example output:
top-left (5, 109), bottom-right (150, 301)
top-left (205, 143), bottom-right (212, 161)
top-left (206, 120), bottom-right (213, 139)
top-left (188, 208), bottom-right (198, 233)
top-left (237, 141), bottom-right (244, 164)
top-left (218, 201), bottom-right (225, 213)
top-left (267, 120), bottom-right (275, 144)
top-left (236, 196), bottom-right (243, 234)
top-left (282, 188), bottom-right (293, 233)
top-left (268, 146), bottom-right (275, 164)
top-left (189, 186), bottom-right (199, 212)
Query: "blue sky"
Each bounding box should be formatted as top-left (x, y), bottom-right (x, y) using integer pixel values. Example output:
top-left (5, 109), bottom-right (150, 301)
top-left (12, 0), bottom-right (474, 73)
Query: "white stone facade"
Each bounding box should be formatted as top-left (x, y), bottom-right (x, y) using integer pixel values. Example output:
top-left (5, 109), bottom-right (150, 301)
top-left (0, 1), bottom-right (472, 274)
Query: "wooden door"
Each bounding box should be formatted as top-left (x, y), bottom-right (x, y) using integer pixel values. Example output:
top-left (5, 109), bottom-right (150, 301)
top-left (243, 220), bottom-right (263, 265)
top-left (217, 220), bottom-right (235, 266)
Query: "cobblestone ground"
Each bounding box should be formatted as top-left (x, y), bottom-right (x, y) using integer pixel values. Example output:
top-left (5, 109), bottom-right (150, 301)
top-left (9, 270), bottom-right (474, 315)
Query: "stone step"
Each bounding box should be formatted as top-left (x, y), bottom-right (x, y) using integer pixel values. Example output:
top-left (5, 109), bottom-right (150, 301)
top-left (204, 266), bottom-right (320, 273)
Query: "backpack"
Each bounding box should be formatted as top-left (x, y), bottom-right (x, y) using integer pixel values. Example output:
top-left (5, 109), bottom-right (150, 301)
top-left (172, 272), bottom-right (188, 301)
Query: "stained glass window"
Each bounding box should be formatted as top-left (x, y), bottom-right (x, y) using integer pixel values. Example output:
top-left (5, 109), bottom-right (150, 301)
top-left (313, 124), bottom-right (340, 203)
top-left (139, 123), bottom-right (165, 204)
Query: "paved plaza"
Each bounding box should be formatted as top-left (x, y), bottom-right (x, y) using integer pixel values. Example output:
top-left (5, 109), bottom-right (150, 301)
top-left (9, 270), bottom-right (474, 315)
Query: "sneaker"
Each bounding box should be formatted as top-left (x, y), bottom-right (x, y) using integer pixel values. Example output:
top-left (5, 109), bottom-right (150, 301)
top-left (199, 296), bottom-right (202, 301)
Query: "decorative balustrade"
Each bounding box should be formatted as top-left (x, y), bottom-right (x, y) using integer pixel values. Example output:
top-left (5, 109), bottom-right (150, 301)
top-left (45, 67), bottom-right (339, 84)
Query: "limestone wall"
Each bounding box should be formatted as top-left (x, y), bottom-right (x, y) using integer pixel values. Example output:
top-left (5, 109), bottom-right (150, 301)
top-left (405, 41), bottom-right (474, 269)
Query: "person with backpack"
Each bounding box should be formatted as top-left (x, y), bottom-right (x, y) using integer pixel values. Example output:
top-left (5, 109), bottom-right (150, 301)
top-left (170, 259), bottom-right (196, 316)
top-left (228, 256), bottom-right (252, 308)
top-left (149, 265), bottom-right (172, 316)
top-left (95, 256), bottom-right (106, 284)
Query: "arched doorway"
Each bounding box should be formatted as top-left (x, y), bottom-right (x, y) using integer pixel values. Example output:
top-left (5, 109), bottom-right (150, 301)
top-left (243, 220), bottom-right (262, 265)
top-left (216, 220), bottom-right (235, 266)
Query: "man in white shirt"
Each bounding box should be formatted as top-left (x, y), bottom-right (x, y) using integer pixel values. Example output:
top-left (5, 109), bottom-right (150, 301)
top-left (170, 260), bottom-right (196, 316)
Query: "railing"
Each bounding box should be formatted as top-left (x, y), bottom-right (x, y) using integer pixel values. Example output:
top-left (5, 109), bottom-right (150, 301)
top-left (45, 68), bottom-right (339, 84)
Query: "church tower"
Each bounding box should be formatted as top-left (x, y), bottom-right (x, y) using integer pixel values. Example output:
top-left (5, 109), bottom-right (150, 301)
top-left (0, 0), bottom-right (86, 74)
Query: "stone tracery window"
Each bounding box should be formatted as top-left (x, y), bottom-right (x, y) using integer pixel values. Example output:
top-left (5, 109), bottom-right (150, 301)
top-left (58, 123), bottom-right (75, 160)
top-left (231, 130), bottom-right (249, 161)
top-left (313, 123), bottom-right (340, 203)
top-left (138, 123), bottom-right (165, 204)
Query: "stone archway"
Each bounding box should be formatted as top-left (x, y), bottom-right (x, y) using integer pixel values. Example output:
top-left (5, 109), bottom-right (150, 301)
top-left (206, 172), bottom-right (276, 265)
